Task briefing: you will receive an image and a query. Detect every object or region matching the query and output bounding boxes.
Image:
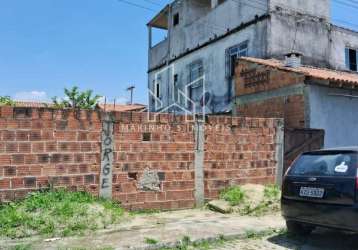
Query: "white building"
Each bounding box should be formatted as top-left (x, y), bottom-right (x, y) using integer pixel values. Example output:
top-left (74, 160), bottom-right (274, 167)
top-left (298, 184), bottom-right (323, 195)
top-left (147, 0), bottom-right (358, 114)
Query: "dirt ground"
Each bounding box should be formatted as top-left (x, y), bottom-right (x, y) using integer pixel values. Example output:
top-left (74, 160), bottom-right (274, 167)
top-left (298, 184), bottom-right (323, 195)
top-left (214, 228), bottom-right (358, 250)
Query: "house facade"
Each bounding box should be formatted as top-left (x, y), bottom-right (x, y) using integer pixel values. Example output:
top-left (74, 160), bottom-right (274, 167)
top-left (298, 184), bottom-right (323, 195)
top-left (234, 55), bottom-right (358, 148)
top-left (147, 0), bottom-right (358, 114)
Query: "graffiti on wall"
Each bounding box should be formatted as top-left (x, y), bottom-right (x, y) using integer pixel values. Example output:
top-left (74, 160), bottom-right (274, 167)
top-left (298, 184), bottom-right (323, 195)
top-left (99, 116), bottom-right (114, 199)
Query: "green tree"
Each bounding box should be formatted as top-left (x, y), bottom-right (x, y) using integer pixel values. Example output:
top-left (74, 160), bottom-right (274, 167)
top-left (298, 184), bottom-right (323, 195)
top-left (0, 96), bottom-right (15, 106)
top-left (52, 86), bottom-right (101, 109)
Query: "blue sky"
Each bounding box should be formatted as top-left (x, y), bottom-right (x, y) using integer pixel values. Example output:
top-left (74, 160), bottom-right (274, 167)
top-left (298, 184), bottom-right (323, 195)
top-left (0, 0), bottom-right (357, 105)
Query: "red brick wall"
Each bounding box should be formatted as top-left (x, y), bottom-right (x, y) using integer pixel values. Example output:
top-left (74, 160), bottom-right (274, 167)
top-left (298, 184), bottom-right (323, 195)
top-left (0, 107), bottom-right (102, 201)
top-left (235, 60), bottom-right (306, 128)
top-left (204, 116), bottom-right (278, 199)
top-left (236, 95), bottom-right (306, 128)
top-left (0, 107), bottom-right (280, 210)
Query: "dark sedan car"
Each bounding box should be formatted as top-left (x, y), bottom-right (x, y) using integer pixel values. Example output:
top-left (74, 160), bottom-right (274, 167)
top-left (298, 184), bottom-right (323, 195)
top-left (282, 147), bottom-right (358, 235)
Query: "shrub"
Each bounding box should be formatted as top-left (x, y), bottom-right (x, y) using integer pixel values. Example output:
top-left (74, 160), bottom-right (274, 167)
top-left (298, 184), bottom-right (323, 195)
top-left (0, 96), bottom-right (14, 106)
top-left (52, 86), bottom-right (101, 110)
top-left (220, 186), bottom-right (245, 206)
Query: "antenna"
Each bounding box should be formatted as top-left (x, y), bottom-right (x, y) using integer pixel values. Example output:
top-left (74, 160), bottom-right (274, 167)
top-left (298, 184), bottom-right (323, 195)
top-left (126, 85), bottom-right (135, 105)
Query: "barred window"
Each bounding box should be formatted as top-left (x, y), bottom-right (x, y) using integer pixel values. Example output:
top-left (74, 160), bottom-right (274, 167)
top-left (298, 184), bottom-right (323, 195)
top-left (226, 41), bottom-right (248, 78)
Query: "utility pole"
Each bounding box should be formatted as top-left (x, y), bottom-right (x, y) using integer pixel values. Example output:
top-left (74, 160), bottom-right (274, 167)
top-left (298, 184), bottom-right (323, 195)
top-left (126, 85), bottom-right (135, 105)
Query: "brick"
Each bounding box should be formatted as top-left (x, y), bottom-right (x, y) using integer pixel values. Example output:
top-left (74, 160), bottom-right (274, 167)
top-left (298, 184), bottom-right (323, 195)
top-left (46, 142), bottom-right (57, 152)
top-left (6, 142), bottom-right (18, 153)
top-left (29, 165), bottom-right (42, 176)
top-left (0, 155), bottom-right (11, 165)
top-left (30, 131), bottom-right (42, 141)
top-left (17, 166), bottom-right (30, 176)
top-left (19, 142), bottom-right (31, 153)
top-left (3, 131), bottom-right (15, 141)
top-left (84, 174), bottom-right (95, 184)
top-left (0, 178), bottom-right (10, 189)
top-left (4, 166), bottom-right (16, 176)
top-left (12, 154), bottom-right (25, 164)
top-left (11, 177), bottom-right (24, 189)
top-left (32, 142), bottom-right (45, 153)
top-left (0, 106), bottom-right (13, 118)
top-left (24, 177), bottom-right (36, 188)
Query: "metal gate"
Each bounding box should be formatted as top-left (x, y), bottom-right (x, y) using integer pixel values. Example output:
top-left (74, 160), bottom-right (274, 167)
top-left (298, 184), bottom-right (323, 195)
top-left (284, 128), bottom-right (325, 173)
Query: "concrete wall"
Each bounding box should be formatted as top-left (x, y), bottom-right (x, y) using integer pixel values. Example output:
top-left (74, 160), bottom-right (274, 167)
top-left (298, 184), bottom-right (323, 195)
top-left (269, 0), bottom-right (330, 20)
top-left (149, 39), bottom-right (168, 69)
top-left (169, 0), bottom-right (268, 58)
top-left (268, 12), bottom-right (331, 68)
top-left (149, 19), bottom-right (269, 113)
top-left (329, 25), bottom-right (358, 71)
top-left (308, 85), bottom-right (358, 148)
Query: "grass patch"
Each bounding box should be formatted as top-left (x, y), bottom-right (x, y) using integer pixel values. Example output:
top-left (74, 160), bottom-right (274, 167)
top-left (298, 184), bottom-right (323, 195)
top-left (244, 228), bottom-right (283, 240)
top-left (219, 186), bottom-right (245, 206)
top-left (145, 237), bottom-right (159, 245)
top-left (218, 184), bottom-right (281, 216)
top-left (158, 235), bottom-right (226, 250)
top-left (246, 185), bottom-right (281, 216)
top-left (8, 245), bottom-right (33, 250)
top-left (0, 189), bottom-right (124, 239)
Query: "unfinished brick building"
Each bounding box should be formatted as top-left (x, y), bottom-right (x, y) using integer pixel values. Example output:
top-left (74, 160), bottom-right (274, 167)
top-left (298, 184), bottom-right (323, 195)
top-left (234, 54), bottom-right (358, 148)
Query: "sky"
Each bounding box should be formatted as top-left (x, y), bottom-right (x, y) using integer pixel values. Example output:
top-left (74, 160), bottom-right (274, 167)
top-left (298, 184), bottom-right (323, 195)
top-left (0, 0), bottom-right (357, 105)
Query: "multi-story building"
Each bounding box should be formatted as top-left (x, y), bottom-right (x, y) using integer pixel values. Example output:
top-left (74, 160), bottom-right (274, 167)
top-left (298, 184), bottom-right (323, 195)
top-left (147, 0), bottom-right (358, 114)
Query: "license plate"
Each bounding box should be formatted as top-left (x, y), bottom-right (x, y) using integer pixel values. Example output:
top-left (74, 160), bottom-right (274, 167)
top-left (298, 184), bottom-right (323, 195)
top-left (299, 187), bottom-right (325, 198)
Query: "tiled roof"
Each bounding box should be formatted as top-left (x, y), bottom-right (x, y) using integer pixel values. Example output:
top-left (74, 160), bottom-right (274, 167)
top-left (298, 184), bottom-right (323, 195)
top-left (240, 57), bottom-right (358, 86)
top-left (14, 101), bottom-right (52, 108)
top-left (98, 104), bottom-right (147, 112)
top-left (13, 101), bottom-right (147, 112)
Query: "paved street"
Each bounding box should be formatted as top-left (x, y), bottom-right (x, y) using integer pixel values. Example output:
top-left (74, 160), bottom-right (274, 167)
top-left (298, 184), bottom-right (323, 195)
top-left (214, 228), bottom-right (358, 250)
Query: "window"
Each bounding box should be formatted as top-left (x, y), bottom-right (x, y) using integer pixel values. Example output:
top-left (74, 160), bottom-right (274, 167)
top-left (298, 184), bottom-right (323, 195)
top-left (155, 80), bottom-right (160, 99)
top-left (173, 13), bottom-right (179, 26)
top-left (345, 48), bottom-right (358, 71)
top-left (188, 60), bottom-right (204, 109)
top-left (174, 74), bottom-right (179, 103)
top-left (226, 41), bottom-right (249, 77)
top-left (289, 151), bottom-right (357, 177)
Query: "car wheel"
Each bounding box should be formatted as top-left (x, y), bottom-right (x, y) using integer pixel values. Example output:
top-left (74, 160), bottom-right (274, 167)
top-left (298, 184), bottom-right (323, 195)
top-left (286, 221), bottom-right (314, 236)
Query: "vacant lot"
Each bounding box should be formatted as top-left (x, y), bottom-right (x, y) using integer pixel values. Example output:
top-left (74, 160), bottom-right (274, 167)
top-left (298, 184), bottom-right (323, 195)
top-left (0, 189), bottom-right (124, 239)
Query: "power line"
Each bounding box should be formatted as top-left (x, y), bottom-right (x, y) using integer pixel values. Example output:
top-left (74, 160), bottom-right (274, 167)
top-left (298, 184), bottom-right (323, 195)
top-left (333, 0), bottom-right (358, 10)
top-left (117, 0), bottom-right (157, 12)
top-left (333, 18), bottom-right (358, 30)
top-left (141, 0), bottom-right (162, 7)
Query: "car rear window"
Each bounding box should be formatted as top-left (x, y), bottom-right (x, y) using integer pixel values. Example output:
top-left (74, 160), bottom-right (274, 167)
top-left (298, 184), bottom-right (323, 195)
top-left (289, 151), bottom-right (357, 177)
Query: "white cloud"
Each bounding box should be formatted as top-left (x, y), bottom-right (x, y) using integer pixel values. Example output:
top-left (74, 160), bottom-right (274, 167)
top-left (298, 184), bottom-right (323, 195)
top-left (13, 91), bottom-right (49, 102)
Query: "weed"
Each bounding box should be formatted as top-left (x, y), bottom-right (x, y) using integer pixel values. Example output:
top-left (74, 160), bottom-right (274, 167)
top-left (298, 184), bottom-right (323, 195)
top-left (244, 228), bottom-right (281, 239)
top-left (9, 245), bottom-right (32, 250)
top-left (145, 237), bottom-right (159, 245)
top-left (129, 209), bottom-right (160, 216)
top-left (219, 186), bottom-right (245, 206)
top-left (264, 185), bottom-right (281, 200)
top-left (0, 189), bottom-right (124, 239)
top-left (218, 184), bottom-right (281, 216)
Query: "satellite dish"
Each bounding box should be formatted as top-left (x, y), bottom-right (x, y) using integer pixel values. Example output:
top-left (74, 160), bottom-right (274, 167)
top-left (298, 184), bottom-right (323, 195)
top-left (200, 91), bottom-right (212, 107)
